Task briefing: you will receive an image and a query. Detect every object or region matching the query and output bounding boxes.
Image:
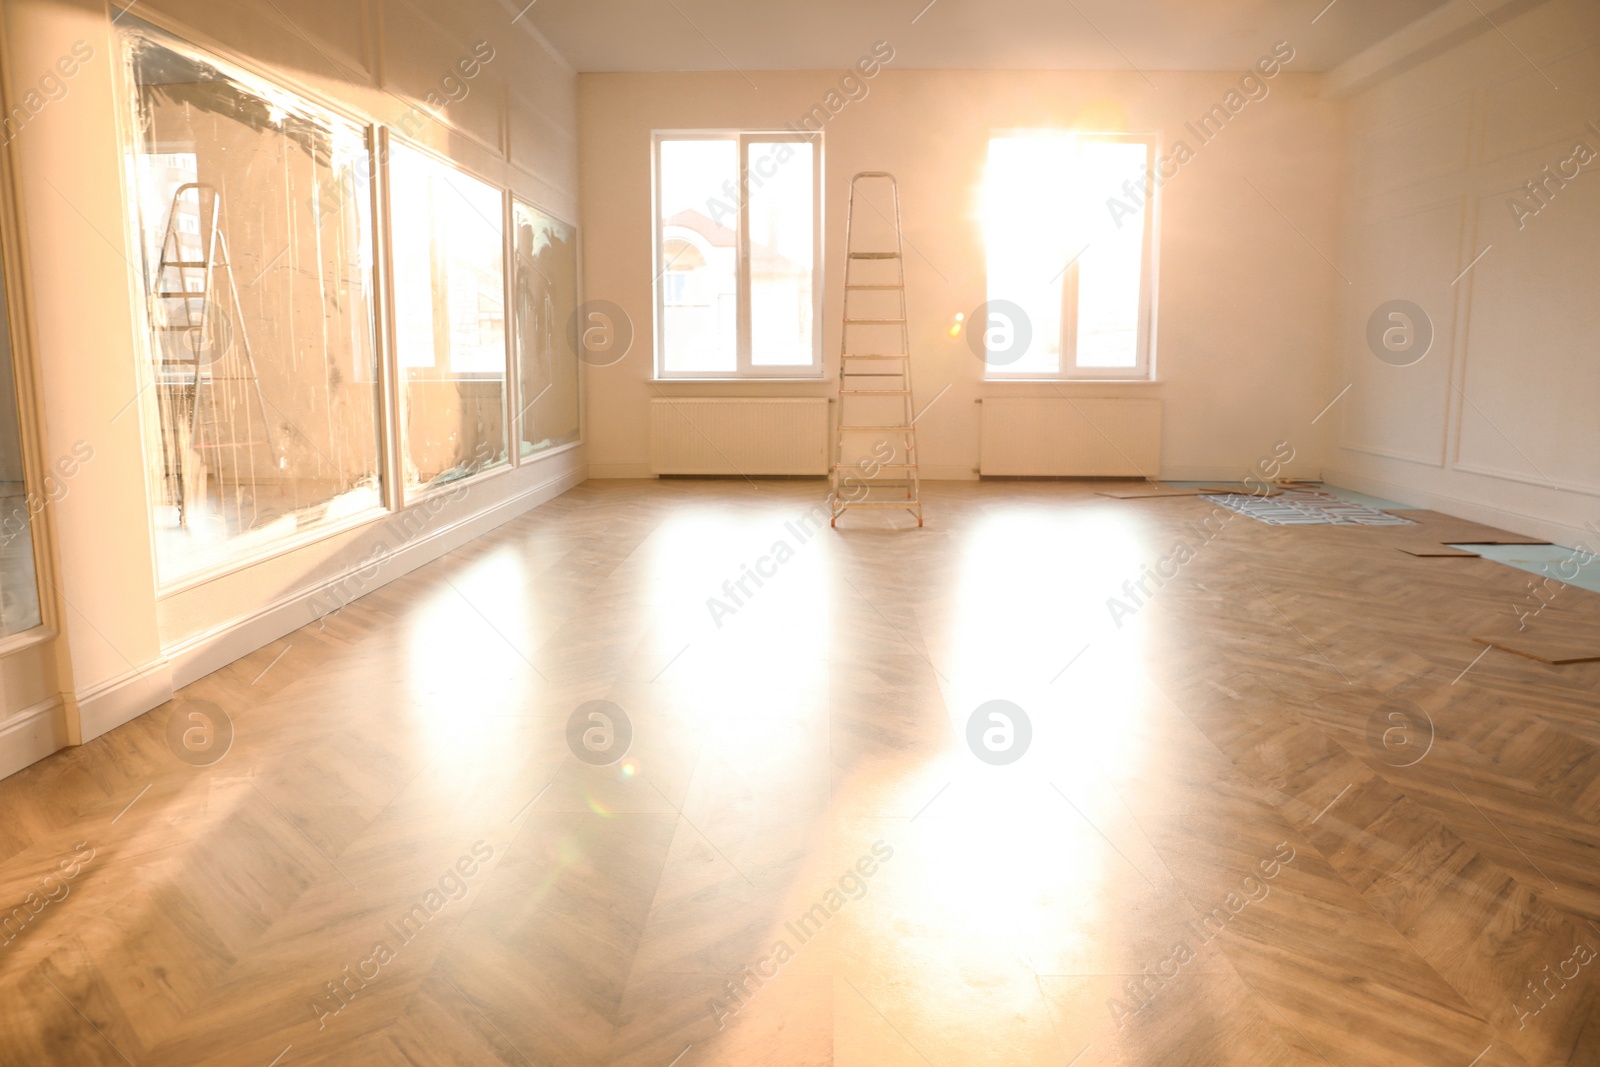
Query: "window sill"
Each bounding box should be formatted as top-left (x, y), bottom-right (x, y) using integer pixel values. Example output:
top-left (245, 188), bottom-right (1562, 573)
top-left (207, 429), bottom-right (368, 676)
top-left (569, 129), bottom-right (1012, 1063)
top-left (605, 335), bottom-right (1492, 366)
top-left (982, 378), bottom-right (1162, 385)
top-left (651, 377), bottom-right (827, 384)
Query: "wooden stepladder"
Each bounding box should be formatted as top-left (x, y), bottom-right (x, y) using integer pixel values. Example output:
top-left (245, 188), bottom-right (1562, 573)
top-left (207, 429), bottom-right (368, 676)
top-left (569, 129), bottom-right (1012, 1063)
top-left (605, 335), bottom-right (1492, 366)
top-left (831, 172), bottom-right (922, 527)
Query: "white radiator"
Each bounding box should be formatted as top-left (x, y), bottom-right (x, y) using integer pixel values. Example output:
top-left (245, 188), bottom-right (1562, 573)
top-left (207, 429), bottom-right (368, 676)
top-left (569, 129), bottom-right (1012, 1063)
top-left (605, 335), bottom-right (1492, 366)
top-left (979, 398), bottom-right (1161, 477)
top-left (650, 398), bottom-right (830, 475)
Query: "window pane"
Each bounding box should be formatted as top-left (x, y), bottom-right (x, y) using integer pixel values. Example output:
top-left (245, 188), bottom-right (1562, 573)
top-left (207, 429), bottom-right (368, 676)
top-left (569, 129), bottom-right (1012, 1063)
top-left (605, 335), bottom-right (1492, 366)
top-left (512, 201), bottom-right (580, 457)
top-left (982, 134), bottom-right (1151, 377)
top-left (659, 139), bottom-right (737, 374)
top-left (982, 135), bottom-right (1072, 375)
top-left (388, 143), bottom-right (507, 491)
top-left (122, 25), bottom-right (383, 585)
top-left (0, 274), bottom-right (41, 638)
top-left (1073, 141), bottom-right (1147, 369)
top-left (748, 141), bottom-right (814, 366)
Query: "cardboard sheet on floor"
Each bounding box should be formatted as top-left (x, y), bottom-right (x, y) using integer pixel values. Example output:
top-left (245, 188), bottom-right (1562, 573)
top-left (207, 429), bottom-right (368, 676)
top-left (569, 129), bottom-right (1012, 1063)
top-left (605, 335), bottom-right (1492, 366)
top-left (1097, 484), bottom-right (1279, 499)
top-left (1394, 509), bottom-right (1552, 545)
top-left (1472, 631), bottom-right (1600, 665)
top-left (1472, 604), bottom-right (1600, 665)
top-left (1096, 483), bottom-right (1215, 498)
top-left (1396, 545), bottom-right (1481, 557)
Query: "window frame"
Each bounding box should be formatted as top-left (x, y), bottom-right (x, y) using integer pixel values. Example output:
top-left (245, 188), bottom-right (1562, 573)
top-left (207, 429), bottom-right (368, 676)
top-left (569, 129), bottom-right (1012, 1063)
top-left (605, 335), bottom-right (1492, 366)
top-left (0, 98), bottom-right (57, 651)
top-left (652, 130), bottom-right (824, 380)
top-left (983, 131), bottom-right (1159, 383)
top-left (114, 16), bottom-right (395, 594)
top-left (379, 131), bottom-right (516, 507)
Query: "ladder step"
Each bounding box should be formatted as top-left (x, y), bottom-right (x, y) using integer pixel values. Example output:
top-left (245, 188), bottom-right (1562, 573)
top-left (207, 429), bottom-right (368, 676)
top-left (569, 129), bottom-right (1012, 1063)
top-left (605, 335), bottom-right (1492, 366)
top-left (838, 425), bottom-right (915, 433)
top-left (845, 284), bottom-right (901, 291)
top-left (833, 463), bottom-right (917, 471)
top-left (833, 499), bottom-right (922, 508)
top-left (843, 318), bottom-right (906, 325)
top-left (849, 252), bottom-right (900, 259)
top-left (839, 389), bottom-right (911, 396)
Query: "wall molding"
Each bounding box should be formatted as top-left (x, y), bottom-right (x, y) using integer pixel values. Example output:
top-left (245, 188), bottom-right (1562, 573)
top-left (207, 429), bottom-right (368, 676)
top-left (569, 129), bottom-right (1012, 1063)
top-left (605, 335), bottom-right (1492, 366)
top-left (1324, 0), bottom-right (1558, 97)
top-left (587, 462), bottom-right (655, 479)
top-left (1339, 440), bottom-right (1448, 468)
top-left (1158, 464), bottom-right (1323, 484)
top-left (1450, 460), bottom-right (1600, 499)
top-left (3, 461), bottom-right (588, 776)
top-left (1324, 463), bottom-right (1594, 546)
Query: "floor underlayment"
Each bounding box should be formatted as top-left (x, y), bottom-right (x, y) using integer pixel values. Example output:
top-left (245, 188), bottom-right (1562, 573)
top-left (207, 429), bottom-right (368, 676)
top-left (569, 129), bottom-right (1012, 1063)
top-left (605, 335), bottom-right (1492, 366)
top-left (1175, 480), bottom-right (1600, 594)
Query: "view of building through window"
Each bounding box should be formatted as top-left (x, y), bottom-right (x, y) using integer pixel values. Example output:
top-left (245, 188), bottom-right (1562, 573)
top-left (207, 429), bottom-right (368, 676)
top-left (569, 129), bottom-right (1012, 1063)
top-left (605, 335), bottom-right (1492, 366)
top-left (656, 135), bottom-right (819, 377)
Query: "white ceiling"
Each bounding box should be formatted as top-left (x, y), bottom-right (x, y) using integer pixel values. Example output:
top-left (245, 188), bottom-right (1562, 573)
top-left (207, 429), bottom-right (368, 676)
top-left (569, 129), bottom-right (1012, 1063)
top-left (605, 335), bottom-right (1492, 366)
top-left (524, 0), bottom-right (1454, 73)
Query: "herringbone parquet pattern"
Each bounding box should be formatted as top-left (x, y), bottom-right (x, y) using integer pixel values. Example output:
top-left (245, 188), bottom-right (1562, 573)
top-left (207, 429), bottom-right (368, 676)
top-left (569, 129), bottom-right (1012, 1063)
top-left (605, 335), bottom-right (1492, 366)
top-left (1, 479), bottom-right (1597, 1066)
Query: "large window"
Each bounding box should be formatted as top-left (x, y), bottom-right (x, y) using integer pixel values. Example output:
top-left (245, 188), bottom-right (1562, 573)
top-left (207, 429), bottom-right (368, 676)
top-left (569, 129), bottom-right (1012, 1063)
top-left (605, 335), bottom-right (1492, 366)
top-left (981, 133), bottom-right (1156, 379)
top-left (119, 21), bottom-right (578, 590)
top-left (655, 133), bottom-right (821, 378)
top-left (512, 200), bottom-right (581, 457)
top-left (122, 21), bottom-right (384, 585)
top-left (387, 142), bottom-right (508, 492)
top-left (0, 263), bottom-right (41, 639)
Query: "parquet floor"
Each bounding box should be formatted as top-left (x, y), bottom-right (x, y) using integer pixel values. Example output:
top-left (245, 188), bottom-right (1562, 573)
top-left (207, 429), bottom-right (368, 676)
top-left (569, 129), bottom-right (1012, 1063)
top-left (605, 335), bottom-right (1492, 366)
top-left (2, 478), bottom-right (1599, 1066)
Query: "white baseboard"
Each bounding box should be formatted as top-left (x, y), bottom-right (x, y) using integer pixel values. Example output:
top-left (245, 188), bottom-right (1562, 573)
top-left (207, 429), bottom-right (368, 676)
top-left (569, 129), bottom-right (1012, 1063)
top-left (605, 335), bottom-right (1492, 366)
top-left (1158, 464), bottom-right (1324, 483)
top-left (1323, 465), bottom-right (1593, 547)
top-left (591, 462), bottom-right (983, 481)
top-left (918, 465), bottom-right (979, 481)
top-left (77, 662), bottom-right (174, 744)
top-left (166, 463), bottom-right (587, 690)
top-left (587, 462), bottom-right (654, 479)
top-left (0, 696), bottom-right (69, 779)
top-left (8, 464), bottom-right (586, 772)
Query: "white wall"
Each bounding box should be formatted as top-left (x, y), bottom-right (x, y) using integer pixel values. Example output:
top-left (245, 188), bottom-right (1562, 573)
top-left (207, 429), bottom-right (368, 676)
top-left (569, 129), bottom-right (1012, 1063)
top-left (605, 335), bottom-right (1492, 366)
top-left (0, 0), bottom-right (583, 776)
top-left (1326, 0), bottom-right (1600, 545)
top-left (579, 65), bottom-right (1345, 481)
